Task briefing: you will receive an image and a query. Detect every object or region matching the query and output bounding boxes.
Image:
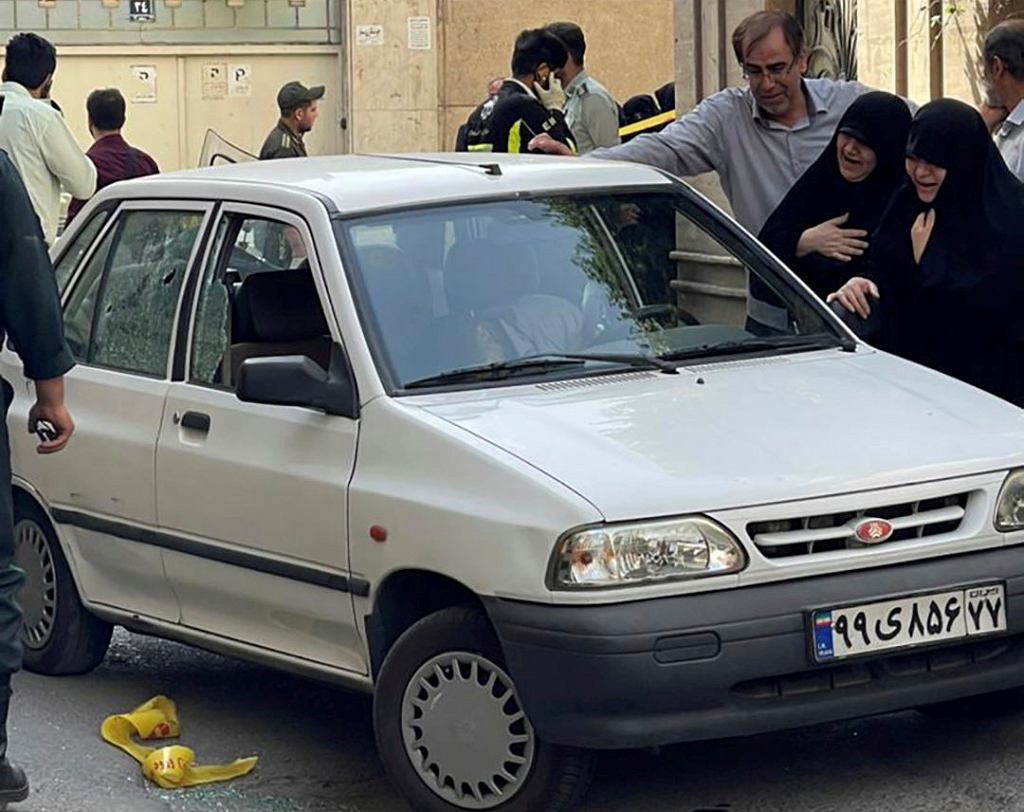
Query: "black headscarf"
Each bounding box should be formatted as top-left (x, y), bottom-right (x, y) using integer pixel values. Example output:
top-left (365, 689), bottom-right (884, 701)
top-left (759, 92), bottom-right (912, 299)
top-left (866, 98), bottom-right (1024, 405)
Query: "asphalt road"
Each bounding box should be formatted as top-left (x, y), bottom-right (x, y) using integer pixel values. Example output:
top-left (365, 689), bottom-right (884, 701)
top-left (6, 629), bottom-right (1024, 812)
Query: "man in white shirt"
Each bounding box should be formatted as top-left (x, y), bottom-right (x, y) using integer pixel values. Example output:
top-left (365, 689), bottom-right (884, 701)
top-left (0, 34), bottom-right (96, 246)
top-left (980, 20), bottom-right (1024, 182)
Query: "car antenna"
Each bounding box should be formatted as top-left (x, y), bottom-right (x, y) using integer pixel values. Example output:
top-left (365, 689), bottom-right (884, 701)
top-left (364, 154), bottom-right (502, 176)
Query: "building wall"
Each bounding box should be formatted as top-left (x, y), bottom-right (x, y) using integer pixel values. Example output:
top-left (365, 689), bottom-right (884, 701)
top-left (0, 0), bottom-right (344, 169)
top-left (856, 1), bottom-right (1024, 105)
top-left (346, 0), bottom-right (439, 153)
top-left (0, 0), bottom-right (675, 164)
top-left (438, 0), bottom-right (675, 151)
top-left (1, 0), bottom-right (339, 45)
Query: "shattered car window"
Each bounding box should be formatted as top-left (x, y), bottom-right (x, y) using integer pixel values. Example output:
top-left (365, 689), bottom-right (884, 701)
top-left (64, 209), bottom-right (204, 377)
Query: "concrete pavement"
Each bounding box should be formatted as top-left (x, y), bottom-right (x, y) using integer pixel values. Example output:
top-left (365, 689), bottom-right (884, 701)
top-left (7, 629), bottom-right (1024, 811)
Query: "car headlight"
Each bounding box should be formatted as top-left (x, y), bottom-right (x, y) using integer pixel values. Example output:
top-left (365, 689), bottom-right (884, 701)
top-left (996, 469), bottom-right (1024, 531)
top-left (551, 516), bottom-right (746, 589)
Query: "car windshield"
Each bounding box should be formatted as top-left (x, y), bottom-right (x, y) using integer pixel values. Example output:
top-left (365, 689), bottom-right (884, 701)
top-left (335, 190), bottom-right (843, 392)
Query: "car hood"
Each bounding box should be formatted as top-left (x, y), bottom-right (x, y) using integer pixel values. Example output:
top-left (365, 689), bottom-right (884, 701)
top-left (414, 349), bottom-right (1024, 521)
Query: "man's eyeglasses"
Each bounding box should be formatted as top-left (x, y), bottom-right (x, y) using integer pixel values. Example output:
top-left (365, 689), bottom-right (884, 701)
top-left (742, 59), bottom-right (798, 82)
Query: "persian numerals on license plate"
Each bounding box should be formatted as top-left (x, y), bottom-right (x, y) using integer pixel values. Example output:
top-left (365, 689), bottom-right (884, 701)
top-left (812, 584), bottom-right (1006, 662)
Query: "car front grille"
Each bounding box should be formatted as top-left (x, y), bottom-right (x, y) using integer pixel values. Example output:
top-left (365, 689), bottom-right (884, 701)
top-left (747, 492), bottom-right (972, 559)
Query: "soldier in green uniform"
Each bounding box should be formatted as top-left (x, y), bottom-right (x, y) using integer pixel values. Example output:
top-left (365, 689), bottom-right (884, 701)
top-left (259, 81), bottom-right (324, 160)
top-left (546, 22), bottom-right (621, 153)
top-left (0, 148), bottom-right (76, 807)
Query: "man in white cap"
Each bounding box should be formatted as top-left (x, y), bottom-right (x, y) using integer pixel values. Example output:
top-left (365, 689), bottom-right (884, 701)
top-left (259, 81), bottom-right (325, 160)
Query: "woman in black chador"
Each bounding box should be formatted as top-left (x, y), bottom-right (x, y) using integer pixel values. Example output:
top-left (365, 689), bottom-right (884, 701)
top-left (831, 98), bottom-right (1024, 406)
top-left (759, 91), bottom-right (912, 299)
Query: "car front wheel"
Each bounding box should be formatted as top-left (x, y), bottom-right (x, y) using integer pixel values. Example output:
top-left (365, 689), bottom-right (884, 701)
top-left (13, 497), bottom-right (112, 675)
top-left (373, 605), bottom-right (592, 812)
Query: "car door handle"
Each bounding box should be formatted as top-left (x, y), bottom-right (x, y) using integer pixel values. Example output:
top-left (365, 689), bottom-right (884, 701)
top-left (179, 411), bottom-right (211, 433)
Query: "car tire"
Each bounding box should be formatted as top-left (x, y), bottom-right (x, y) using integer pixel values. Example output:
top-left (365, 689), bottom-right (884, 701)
top-left (373, 604), bottom-right (593, 812)
top-left (918, 687), bottom-right (1024, 720)
top-left (13, 497), bottom-right (112, 675)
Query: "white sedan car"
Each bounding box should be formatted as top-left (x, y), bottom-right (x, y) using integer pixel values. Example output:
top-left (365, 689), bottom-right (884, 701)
top-left (7, 154), bottom-right (1024, 812)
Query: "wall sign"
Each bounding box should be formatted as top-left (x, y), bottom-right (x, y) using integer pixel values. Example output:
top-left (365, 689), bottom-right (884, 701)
top-left (202, 63), bottom-right (227, 100)
top-left (407, 17), bottom-right (431, 50)
top-left (129, 0), bottom-right (155, 23)
top-left (228, 64), bottom-right (252, 98)
top-left (129, 65), bottom-right (157, 103)
top-left (357, 24), bottom-right (384, 46)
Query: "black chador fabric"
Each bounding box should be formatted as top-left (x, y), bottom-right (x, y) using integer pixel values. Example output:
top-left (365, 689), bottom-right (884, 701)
top-left (759, 92), bottom-right (911, 299)
top-left (867, 98), bottom-right (1024, 405)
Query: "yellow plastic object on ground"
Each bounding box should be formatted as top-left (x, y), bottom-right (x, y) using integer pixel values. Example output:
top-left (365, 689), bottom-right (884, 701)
top-left (100, 696), bottom-right (257, 789)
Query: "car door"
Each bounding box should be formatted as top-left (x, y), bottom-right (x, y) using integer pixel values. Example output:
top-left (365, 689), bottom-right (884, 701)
top-left (5, 201), bottom-right (213, 622)
top-left (155, 204), bottom-right (363, 673)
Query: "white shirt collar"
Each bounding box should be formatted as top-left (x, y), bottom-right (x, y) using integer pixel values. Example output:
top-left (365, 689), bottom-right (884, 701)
top-left (0, 82), bottom-right (32, 99)
top-left (1006, 98), bottom-right (1024, 128)
top-left (507, 78), bottom-right (539, 101)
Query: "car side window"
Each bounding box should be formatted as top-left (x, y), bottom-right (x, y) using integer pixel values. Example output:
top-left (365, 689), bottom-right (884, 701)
top-left (54, 210), bottom-right (112, 295)
top-left (190, 214), bottom-right (327, 390)
top-left (61, 209), bottom-right (205, 376)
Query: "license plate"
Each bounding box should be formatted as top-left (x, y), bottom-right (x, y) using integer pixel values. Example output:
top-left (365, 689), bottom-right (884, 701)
top-left (811, 584), bottom-right (1006, 662)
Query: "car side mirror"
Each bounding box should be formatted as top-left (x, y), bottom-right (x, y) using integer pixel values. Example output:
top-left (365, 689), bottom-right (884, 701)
top-left (235, 345), bottom-right (359, 418)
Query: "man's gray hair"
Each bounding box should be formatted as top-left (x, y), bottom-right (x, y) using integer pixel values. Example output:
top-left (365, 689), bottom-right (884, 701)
top-left (985, 19), bottom-right (1024, 79)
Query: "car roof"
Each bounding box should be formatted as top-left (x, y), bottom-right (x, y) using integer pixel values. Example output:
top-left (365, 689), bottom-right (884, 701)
top-left (138, 153), bottom-right (676, 216)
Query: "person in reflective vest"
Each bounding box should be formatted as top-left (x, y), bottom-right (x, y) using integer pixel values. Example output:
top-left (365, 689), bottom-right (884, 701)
top-left (463, 28), bottom-right (576, 154)
top-left (454, 77), bottom-right (503, 151)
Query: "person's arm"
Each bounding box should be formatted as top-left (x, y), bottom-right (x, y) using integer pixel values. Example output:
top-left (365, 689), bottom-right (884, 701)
top-left (795, 214), bottom-right (869, 261)
top-left (271, 143), bottom-right (302, 160)
top-left (515, 99), bottom-right (574, 153)
top-left (826, 201), bottom-right (908, 320)
top-left (30, 378), bottom-right (73, 454)
top-left (41, 114), bottom-right (97, 200)
top-left (580, 93), bottom-right (621, 150)
top-left (0, 155), bottom-right (74, 452)
top-left (532, 91), bottom-right (729, 177)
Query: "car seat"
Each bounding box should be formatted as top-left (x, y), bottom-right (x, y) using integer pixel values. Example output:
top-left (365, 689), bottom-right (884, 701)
top-left (224, 268), bottom-right (332, 387)
top-left (443, 239), bottom-right (583, 356)
top-left (356, 244), bottom-right (436, 382)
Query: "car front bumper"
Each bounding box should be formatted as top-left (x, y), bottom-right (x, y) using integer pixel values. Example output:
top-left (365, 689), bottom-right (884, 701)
top-left (485, 547), bottom-right (1024, 749)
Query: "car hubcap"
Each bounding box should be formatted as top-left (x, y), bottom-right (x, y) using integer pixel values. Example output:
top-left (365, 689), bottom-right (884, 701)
top-left (401, 651), bottom-right (535, 809)
top-left (13, 519), bottom-right (56, 650)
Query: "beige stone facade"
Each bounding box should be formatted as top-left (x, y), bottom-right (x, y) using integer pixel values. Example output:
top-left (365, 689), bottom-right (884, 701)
top-left (0, 1), bottom-right (673, 170)
top-left (347, 0), bottom-right (675, 154)
top-left (676, 1), bottom-right (1024, 109)
top-left (856, 0), bottom-right (1024, 104)
top-left (14, 1), bottom-right (1023, 170)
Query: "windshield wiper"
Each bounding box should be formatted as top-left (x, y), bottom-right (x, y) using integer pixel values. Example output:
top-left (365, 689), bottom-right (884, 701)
top-left (658, 333), bottom-right (854, 363)
top-left (403, 352), bottom-right (677, 390)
